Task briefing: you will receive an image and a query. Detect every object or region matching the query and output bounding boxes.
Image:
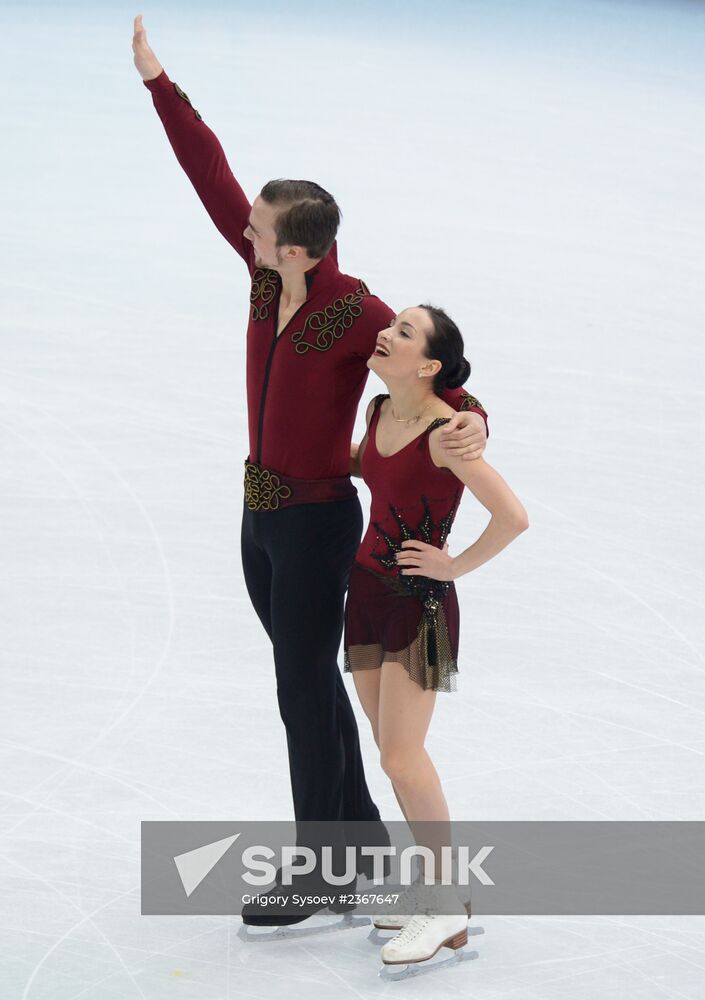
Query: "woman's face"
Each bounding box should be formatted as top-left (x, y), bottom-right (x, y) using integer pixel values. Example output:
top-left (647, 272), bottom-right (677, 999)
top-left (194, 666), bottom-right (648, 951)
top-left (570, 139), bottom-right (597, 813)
top-left (367, 306), bottom-right (441, 383)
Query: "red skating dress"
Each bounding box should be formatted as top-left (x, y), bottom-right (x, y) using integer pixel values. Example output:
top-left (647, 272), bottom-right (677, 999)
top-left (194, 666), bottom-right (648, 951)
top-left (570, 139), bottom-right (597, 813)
top-left (343, 394), bottom-right (465, 693)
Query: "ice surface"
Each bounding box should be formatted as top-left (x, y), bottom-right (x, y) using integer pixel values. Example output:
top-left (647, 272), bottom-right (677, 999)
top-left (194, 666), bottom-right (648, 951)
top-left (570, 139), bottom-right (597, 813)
top-left (1, 0), bottom-right (704, 997)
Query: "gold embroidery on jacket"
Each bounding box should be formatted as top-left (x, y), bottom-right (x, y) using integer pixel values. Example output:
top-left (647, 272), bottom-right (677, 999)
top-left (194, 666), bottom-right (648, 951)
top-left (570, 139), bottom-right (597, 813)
top-left (458, 393), bottom-right (485, 413)
top-left (243, 461), bottom-right (292, 511)
top-left (250, 268), bottom-right (280, 321)
top-left (173, 82), bottom-right (203, 120)
top-left (290, 281), bottom-right (369, 355)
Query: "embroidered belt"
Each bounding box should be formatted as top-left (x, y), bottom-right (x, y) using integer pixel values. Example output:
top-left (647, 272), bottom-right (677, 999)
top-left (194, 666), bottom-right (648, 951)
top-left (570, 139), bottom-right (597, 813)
top-left (243, 458), bottom-right (358, 512)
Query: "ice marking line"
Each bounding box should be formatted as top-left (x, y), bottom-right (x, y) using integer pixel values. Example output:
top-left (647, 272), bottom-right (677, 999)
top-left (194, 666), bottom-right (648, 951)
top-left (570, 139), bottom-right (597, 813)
top-left (0, 852), bottom-right (146, 1000)
top-left (298, 942), bottom-right (371, 1000)
top-left (577, 560), bottom-right (705, 670)
top-left (0, 738), bottom-right (182, 833)
top-left (0, 418), bottom-right (140, 694)
top-left (622, 958), bottom-right (694, 1000)
top-left (0, 417), bottom-right (148, 820)
top-left (0, 398), bottom-right (176, 814)
top-left (439, 699), bottom-right (705, 793)
top-left (602, 916), bottom-right (705, 976)
top-left (0, 789), bottom-right (134, 845)
top-left (2, 402), bottom-right (176, 743)
top-left (593, 671), bottom-right (705, 718)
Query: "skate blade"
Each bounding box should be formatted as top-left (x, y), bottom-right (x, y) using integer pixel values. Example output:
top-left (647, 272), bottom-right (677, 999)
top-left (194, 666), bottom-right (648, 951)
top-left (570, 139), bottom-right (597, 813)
top-left (379, 946), bottom-right (479, 982)
top-left (238, 911), bottom-right (370, 942)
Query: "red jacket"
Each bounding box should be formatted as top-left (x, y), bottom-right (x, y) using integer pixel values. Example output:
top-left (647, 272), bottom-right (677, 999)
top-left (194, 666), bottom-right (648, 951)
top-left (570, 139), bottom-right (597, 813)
top-left (143, 70), bottom-right (488, 479)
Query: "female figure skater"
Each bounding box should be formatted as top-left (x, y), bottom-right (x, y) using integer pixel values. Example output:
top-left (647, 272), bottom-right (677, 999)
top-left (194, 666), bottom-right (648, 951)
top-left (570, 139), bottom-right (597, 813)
top-left (345, 303), bottom-right (529, 968)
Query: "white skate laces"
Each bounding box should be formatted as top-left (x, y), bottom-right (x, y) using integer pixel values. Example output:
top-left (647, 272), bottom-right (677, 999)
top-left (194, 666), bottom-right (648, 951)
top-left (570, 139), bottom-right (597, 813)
top-left (389, 912), bottom-right (435, 946)
top-left (379, 905), bottom-right (470, 969)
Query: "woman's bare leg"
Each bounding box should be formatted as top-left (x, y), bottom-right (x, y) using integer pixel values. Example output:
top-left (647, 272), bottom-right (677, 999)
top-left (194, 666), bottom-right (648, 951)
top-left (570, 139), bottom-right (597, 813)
top-left (378, 660), bottom-right (450, 878)
top-left (352, 666), bottom-right (410, 821)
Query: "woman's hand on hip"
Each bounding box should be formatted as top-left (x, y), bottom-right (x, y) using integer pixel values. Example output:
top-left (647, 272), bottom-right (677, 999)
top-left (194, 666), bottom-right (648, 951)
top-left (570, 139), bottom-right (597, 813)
top-left (395, 540), bottom-right (456, 582)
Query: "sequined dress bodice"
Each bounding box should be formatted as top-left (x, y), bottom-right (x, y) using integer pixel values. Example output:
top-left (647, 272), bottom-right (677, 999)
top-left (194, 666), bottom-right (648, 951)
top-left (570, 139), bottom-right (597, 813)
top-left (356, 394), bottom-right (464, 579)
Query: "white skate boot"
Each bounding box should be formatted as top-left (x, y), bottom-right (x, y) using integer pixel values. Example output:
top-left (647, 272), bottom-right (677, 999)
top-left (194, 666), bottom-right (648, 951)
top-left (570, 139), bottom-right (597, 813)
top-left (380, 910), bottom-right (469, 966)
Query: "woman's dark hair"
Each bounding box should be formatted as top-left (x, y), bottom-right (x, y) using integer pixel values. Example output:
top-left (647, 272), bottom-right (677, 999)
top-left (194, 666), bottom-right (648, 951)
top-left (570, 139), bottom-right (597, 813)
top-left (259, 179), bottom-right (341, 260)
top-left (418, 303), bottom-right (472, 394)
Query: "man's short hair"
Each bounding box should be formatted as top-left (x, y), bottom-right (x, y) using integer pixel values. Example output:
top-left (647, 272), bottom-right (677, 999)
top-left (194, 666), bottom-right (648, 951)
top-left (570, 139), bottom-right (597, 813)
top-left (259, 179), bottom-right (341, 260)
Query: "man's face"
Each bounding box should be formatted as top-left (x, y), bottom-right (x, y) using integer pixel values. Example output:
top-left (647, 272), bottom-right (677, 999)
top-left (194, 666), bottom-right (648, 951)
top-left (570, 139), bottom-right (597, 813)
top-left (243, 196), bottom-right (290, 269)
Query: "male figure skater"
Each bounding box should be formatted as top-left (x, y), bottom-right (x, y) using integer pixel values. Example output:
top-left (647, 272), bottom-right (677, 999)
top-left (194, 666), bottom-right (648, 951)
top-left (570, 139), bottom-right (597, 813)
top-left (132, 15), bottom-right (489, 925)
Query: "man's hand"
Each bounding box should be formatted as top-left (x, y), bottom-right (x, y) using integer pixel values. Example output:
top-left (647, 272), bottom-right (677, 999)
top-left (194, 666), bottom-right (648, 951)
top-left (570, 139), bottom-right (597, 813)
top-left (132, 14), bottom-right (163, 81)
top-left (438, 411), bottom-right (487, 460)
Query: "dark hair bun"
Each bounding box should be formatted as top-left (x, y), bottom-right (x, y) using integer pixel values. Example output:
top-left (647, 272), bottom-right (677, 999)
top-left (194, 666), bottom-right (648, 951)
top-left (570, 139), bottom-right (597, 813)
top-left (417, 302), bottom-right (471, 396)
top-left (444, 356), bottom-right (471, 390)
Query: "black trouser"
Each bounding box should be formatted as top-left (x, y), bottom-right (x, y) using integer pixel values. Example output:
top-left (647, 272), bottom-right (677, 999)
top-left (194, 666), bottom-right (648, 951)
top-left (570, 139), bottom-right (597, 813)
top-left (241, 493), bottom-right (381, 844)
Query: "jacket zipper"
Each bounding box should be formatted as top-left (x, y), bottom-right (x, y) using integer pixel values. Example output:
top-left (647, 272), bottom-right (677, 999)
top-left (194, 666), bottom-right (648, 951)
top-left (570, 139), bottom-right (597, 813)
top-left (255, 288), bottom-right (309, 464)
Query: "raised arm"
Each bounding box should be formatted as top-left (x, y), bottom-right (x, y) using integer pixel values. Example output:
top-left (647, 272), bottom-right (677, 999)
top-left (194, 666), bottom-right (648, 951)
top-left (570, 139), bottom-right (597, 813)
top-left (132, 15), bottom-right (254, 265)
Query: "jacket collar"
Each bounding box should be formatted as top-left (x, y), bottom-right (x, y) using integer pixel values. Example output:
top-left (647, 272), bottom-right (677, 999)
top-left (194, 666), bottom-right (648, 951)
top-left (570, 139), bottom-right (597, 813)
top-left (303, 242), bottom-right (339, 293)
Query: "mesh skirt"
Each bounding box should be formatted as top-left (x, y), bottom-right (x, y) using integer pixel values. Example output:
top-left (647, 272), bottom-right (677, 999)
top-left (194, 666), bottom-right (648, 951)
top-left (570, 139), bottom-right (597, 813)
top-left (343, 561), bottom-right (459, 693)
